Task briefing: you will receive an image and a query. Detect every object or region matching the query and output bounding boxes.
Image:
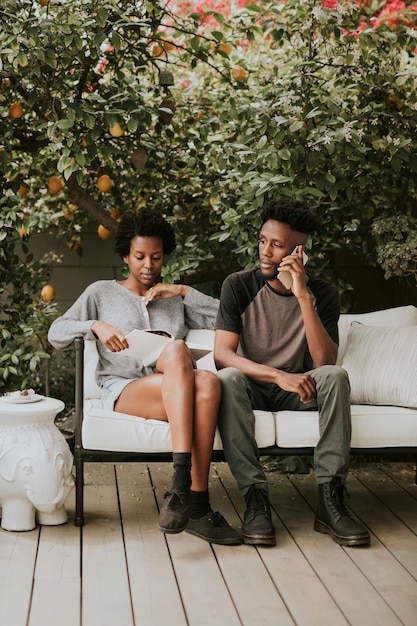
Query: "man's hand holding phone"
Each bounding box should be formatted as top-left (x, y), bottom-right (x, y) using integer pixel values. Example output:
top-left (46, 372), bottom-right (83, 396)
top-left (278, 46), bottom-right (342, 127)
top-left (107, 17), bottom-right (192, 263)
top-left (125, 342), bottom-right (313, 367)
top-left (277, 246), bottom-right (308, 290)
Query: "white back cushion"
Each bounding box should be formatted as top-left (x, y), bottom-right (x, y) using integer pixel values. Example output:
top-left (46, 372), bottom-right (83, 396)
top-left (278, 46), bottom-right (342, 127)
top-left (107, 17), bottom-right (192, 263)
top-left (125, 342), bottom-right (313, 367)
top-left (341, 323), bottom-right (417, 408)
top-left (337, 305), bottom-right (417, 364)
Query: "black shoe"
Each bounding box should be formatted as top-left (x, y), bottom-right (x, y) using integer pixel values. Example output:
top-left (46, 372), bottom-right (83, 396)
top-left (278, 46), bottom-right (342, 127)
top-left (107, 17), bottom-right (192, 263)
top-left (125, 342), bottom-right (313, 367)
top-left (242, 486), bottom-right (276, 546)
top-left (158, 490), bottom-right (189, 534)
top-left (186, 511), bottom-right (242, 545)
top-left (314, 478), bottom-right (370, 547)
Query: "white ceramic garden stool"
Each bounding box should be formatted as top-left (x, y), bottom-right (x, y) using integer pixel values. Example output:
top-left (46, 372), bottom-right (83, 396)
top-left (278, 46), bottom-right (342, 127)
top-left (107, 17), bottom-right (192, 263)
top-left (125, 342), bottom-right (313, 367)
top-left (0, 396), bottom-right (74, 531)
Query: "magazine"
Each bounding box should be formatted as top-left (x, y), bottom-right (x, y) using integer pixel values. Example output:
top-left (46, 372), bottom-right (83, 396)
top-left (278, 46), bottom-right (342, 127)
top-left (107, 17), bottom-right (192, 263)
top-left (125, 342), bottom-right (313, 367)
top-left (120, 329), bottom-right (212, 367)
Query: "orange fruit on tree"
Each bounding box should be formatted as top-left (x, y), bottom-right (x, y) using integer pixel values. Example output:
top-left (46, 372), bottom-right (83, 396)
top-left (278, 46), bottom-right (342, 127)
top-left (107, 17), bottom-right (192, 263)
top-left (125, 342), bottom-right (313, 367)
top-left (48, 175), bottom-right (62, 193)
top-left (18, 226), bottom-right (29, 238)
top-left (109, 122), bottom-right (124, 137)
top-left (97, 174), bottom-right (112, 193)
top-left (68, 234), bottom-right (81, 252)
top-left (109, 208), bottom-right (120, 220)
top-left (39, 0), bottom-right (49, 5)
top-left (218, 42), bottom-right (233, 55)
top-left (162, 39), bottom-right (176, 52)
top-left (97, 224), bottom-right (112, 240)
top-left (10, 102), bottom-right (23, 119)
top-left (18, 184), bottom-right (29, 196)
top-left (152, 43), bottom-right (163, 57)
top-left (231, 66), bottom-right (246, 81)
top-left (63, 203), bottom-right (77, 220)
top-left (41, 284), bottom-right (56, 302)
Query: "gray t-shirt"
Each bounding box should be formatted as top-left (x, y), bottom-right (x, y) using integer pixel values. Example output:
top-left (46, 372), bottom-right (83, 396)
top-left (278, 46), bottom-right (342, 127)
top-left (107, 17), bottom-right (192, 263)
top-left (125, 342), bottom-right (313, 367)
top-left (216, 268), bottom-right (340, 372)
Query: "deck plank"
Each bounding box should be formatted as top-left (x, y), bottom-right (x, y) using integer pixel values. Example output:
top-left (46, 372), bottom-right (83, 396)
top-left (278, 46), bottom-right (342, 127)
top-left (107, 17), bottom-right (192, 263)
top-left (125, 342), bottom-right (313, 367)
top-left (291, 471), bottom-right (417, 625)
top-left (116, 463), bottom-right (187, 626)
top-left (214, 464), bottom-right (347, 626)
top-left (82, 464), bottom-right (134, 626)
top-left (2, 460), bottom-right (417, 626)
top-left (0, 526), bottom-right (39, 626)
top-left (152, 464), bottom-right (242, 626)
top-left (28, 498), bottom-right (81, 626)
top-left (266, 470), bottom-right (387, 626)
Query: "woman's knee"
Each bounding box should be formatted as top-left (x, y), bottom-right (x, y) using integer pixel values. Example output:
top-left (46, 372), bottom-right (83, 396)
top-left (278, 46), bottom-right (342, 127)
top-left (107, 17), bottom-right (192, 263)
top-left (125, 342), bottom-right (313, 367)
top-left (160, 339), bottom-right (194, 368)
top-left (195, 369), bottom-right (221, 403)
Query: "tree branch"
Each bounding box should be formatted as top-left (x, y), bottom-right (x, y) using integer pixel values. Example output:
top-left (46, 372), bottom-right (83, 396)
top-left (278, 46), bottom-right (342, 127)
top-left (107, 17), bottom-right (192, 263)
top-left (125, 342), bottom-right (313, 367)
top-left (66, 173), bottom-right (118, 232)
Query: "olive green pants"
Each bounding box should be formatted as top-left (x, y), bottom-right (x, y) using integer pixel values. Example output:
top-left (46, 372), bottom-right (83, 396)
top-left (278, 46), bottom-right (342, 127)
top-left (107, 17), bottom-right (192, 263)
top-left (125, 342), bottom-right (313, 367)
top-left (216, 365), bottom-right (352, 496)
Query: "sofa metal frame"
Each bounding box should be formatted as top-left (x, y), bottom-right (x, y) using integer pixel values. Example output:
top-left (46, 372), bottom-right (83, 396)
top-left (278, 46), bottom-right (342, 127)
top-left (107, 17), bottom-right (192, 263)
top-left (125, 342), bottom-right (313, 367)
top-left (73, 337), bottom-right (417, 527)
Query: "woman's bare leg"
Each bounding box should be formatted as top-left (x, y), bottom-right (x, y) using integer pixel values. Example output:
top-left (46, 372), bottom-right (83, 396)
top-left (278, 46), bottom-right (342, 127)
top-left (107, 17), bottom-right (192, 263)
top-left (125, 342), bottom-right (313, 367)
top-left (189, 369), bottom-right (220, 491)
top-left (156, 340), bottom-right (195, 452)
top-left (115, 340), bottom-right (196, 451)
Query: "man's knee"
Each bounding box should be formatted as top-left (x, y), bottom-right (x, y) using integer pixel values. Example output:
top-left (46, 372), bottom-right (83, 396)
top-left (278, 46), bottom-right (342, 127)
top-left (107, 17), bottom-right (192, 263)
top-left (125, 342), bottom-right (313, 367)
top-left (216, 368), bottom-right (253, 429)
top-left (313, 365), bottom-right (350, 391)
top-left (217, 367), bottom-right (247, 389)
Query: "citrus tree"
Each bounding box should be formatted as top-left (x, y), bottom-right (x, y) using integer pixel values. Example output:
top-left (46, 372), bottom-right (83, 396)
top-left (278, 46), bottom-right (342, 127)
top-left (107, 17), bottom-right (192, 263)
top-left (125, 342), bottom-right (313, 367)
top-left (1, 0), bottom-right (417, 393)
top-left (185, 0), bottom-right (417, 288)
top-left (0, 0), bottom-right (255, 393)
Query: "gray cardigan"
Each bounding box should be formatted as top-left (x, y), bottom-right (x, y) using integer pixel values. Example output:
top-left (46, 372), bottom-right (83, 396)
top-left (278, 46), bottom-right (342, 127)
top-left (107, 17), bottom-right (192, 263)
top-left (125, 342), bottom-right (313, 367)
top-left (48, 280), bottom-right (219, 386)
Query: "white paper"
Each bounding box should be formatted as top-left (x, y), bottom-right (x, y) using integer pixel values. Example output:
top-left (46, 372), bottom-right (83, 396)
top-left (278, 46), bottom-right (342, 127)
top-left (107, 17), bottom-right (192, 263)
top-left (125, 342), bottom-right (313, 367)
top-left (119, 329), bottom-right (211, 367)
top-left (120, 330), bottom-right (172, 366)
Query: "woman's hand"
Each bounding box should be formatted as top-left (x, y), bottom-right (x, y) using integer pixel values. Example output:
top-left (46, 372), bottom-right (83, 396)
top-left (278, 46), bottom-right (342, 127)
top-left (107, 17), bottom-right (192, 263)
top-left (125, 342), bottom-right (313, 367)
top-left (91, 321), bottom-right (128, 352)
top-left (144, 283), bottom-right (188, 306)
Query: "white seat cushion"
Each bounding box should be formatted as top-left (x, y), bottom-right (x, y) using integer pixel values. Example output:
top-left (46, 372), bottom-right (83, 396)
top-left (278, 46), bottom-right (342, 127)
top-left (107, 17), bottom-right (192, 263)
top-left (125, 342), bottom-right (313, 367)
top-left (82, 401), bottom-right (276, 452)
top-left (275, 405), bottom-right (417, 448)
top-left (253, 410), bottom-right (276, 448)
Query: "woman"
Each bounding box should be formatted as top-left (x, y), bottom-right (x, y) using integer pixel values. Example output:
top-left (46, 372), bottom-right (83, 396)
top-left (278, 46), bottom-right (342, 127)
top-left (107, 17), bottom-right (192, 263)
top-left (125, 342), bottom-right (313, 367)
top-left (48, 208), bottom-right (241, 545)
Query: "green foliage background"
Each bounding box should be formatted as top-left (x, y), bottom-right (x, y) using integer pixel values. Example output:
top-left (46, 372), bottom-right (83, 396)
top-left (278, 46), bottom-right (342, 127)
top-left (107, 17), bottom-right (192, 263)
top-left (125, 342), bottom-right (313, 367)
top-left (1, 0), bottom-right (417, 393)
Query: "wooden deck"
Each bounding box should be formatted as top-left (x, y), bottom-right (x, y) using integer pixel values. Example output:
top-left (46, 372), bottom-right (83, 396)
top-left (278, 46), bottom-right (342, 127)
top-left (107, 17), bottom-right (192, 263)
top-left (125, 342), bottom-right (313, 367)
top-left (1, 460), bottom-right (417, 626)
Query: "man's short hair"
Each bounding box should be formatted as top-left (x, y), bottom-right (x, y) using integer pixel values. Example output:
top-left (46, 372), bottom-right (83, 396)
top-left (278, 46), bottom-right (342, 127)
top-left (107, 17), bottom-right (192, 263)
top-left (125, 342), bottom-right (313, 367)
top-left (261, 198), bottom-right (319, 235)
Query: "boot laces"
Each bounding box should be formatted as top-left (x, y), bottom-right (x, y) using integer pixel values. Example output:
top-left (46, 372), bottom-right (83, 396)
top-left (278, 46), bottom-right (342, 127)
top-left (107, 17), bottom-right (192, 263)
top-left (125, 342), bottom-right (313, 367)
top-left (328, 480), bottom-right (353, 520)
top-left (163, 491), bottom-right (186, 511)
top-left (207, 511), bottom-right (227, 527)
top-left (246, 487), bottom-right (271, 519)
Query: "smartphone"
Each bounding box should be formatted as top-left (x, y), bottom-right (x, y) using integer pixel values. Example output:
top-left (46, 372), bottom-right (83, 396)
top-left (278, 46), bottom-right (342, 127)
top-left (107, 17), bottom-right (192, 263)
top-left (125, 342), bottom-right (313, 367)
top-left (277, 246), bottom-right (308, 290)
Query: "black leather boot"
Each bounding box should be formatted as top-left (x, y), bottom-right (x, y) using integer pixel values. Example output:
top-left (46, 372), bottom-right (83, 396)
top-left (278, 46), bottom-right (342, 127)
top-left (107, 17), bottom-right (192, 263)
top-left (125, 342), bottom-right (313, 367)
top-left (242, 486), bottom-right (276, 546)
top-left (314, 477), bottom-right (370, 546)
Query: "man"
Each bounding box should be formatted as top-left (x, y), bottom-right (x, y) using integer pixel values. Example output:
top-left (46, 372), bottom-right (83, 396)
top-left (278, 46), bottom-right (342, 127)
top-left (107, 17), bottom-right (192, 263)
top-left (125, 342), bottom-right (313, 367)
top-left (214, 197), bottom-right (370, 547)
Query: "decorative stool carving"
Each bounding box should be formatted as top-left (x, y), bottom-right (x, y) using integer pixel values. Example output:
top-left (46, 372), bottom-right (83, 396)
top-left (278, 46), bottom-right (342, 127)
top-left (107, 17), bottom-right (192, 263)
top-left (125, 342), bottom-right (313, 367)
top-left (0, 396), bottom-right (74, 531)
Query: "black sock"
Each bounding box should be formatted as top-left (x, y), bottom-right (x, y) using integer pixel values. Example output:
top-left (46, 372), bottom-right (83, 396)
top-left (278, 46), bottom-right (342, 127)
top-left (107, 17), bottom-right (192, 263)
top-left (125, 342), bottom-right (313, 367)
top-left (189, 490), bottom-right (211, 519)
top-left (171, 452), bottom-right (192, 493)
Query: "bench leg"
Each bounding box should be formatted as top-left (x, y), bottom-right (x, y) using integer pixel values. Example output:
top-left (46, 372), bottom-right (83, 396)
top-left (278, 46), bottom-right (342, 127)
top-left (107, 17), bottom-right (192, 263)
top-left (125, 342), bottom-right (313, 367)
top-left (74, 450), bottom-right (85, 527)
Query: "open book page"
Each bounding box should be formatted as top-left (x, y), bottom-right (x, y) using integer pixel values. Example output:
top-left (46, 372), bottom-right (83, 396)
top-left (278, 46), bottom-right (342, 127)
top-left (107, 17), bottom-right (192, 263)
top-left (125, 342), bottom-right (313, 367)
top-left (121, 330), bottom-right (172, 366)
top-left (120, 329), bottom-right (212, 367)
